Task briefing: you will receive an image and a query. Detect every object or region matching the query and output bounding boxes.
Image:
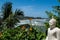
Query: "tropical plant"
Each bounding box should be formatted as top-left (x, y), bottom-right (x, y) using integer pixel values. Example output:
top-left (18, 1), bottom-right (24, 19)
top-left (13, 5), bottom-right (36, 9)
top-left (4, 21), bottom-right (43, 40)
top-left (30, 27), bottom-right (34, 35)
top-left (0, 2), bottom-right (24, 28)
top-left (14, 9), bottom-right (24, 19)
top-left (1, 2), bottom-right (12, 20)
top-left (0, 25), bottom-right (46, 40)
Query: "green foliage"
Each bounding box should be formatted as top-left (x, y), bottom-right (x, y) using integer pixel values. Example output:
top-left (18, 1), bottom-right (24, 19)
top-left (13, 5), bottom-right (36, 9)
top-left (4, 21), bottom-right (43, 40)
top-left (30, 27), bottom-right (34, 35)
top-left (1, 2), bottom-right (12, 20)
top-left (44, 22), bottom-right (49, 30)
top-left (0, 26), bottom-right (46, 40)
top-left (15, 9), bottom-right (24, 16)
top-left (58, 0), bottom-right (60, 2)
top-left (45, 11), bottom-right (54, 19)
top-left (45, 6), bottom-right (60, 29)
top-left (0, 2), bottom-right (46, 40)
top-left (0, 2), bottom-right (24, 28)
top-left (4, 14), bottom-right (20, 28)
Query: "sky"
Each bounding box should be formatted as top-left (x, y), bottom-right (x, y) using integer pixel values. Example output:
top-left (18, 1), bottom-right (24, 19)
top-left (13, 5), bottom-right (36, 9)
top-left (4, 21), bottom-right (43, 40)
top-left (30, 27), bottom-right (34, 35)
top-left (0, 0), bottom-right (60, 18)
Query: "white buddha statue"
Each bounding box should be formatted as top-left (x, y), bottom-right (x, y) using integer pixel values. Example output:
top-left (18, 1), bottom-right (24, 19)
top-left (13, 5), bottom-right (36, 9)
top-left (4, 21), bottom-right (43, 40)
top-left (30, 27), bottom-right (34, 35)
top-left (46, 16), bottom-right (60, 40)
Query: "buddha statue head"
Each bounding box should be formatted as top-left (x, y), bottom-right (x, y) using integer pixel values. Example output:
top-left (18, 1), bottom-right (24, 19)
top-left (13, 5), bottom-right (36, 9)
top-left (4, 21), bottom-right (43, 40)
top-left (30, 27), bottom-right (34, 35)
top-left (49, 16), bottom-right (56, 28)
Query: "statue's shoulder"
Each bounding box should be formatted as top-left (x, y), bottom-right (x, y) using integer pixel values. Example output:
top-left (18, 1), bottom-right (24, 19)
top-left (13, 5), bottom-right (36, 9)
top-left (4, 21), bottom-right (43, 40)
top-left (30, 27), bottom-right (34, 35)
top-left (55, 27), bottom-right (59, 30)
top-left (54, 27), bottom-right (60, 32)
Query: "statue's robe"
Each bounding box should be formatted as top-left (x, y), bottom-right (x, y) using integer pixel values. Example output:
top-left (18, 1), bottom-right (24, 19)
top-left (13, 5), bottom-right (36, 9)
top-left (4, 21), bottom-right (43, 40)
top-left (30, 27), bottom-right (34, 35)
top-left (46, 27), bottom-right (60, 40)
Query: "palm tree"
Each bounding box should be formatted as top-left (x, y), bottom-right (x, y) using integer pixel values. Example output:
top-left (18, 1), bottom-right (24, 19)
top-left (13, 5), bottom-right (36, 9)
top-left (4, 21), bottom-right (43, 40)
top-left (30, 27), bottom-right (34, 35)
top-left (1, 2), bottom-right (20, 28)
top-left (14, 9), bottom-right (24, 19)
top-left (4, 14), bottom-right (20, 28)
top-left (0, 2), bottom-right (24, 29)
top-left (1, 2), bottom-right (12, 20)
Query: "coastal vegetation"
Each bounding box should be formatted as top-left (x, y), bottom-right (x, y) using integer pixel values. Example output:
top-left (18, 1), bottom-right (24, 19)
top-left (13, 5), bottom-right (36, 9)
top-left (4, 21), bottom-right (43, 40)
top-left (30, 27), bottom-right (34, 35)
top-left (0, 0), bottom-right (60, 40)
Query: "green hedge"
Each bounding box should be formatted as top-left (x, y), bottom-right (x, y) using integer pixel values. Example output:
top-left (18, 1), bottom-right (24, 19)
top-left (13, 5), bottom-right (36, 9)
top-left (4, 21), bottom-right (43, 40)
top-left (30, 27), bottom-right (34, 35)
top-left (0, 25), bottom-right (46, 40)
